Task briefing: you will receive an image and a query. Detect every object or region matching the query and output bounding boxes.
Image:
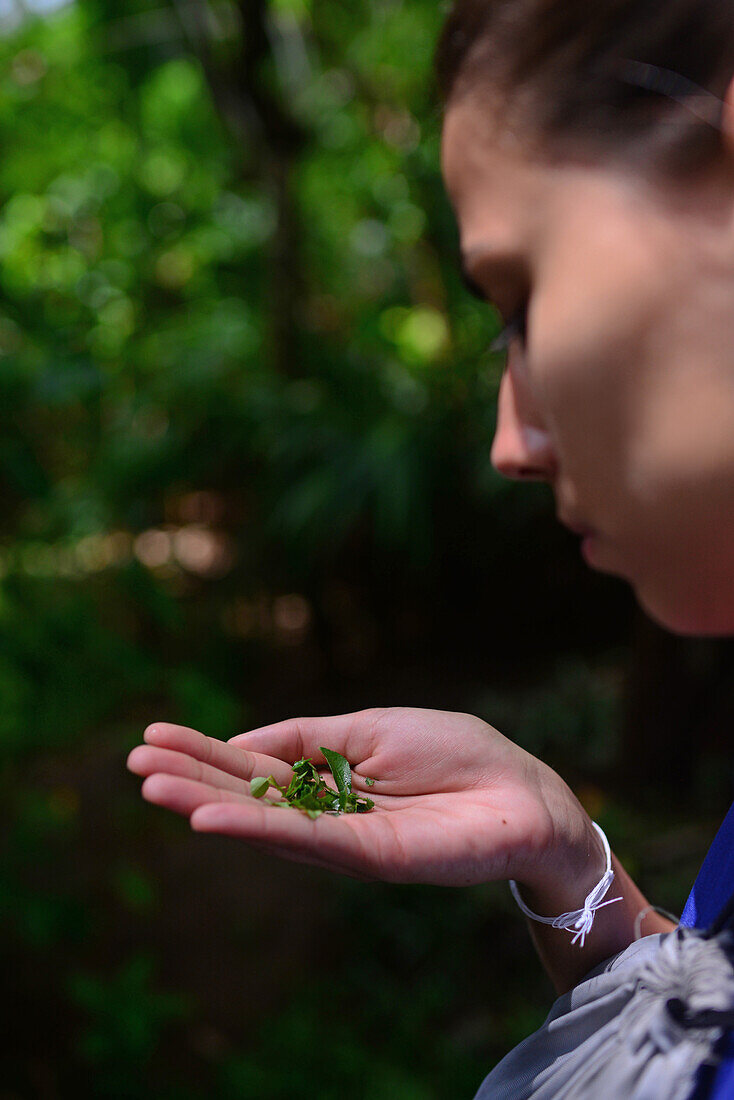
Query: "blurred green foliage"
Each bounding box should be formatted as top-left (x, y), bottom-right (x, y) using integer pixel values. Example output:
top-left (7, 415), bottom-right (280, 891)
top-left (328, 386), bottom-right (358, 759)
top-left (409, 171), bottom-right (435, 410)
top-left (0, 2), bottom-right (720, 1097)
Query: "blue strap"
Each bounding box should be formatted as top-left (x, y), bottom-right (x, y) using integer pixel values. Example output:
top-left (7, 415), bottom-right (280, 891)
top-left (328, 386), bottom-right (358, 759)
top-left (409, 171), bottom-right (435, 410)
top-left (682, 801), bottom-right (734, 1097)
top-left (681, 802), bottom-right (734, 931)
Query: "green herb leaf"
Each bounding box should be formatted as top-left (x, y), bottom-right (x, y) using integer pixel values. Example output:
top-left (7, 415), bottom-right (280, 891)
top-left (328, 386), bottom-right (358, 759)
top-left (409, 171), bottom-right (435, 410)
top-left (320, 747), bottom-right (352, 794)
top-left (364, 777), bottom-right (375, 787)
top-left (250, 776), bottom-right (270, 798)
top-left (253, 748), bottom-right (373, 819)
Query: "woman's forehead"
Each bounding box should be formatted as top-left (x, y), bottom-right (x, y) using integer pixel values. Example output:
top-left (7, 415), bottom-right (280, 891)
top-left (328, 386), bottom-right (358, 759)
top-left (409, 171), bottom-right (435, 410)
top-left (441, 98), bottom-right (505, 204)
top-left (441, 99), bottom-right (548, 257)
top-left (442, 97), bottom-right (685, 268)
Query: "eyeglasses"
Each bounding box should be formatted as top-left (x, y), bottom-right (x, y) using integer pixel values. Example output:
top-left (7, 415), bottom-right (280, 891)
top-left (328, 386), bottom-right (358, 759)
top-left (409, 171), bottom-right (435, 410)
top-left (615, 58), bottom-right (730, 135)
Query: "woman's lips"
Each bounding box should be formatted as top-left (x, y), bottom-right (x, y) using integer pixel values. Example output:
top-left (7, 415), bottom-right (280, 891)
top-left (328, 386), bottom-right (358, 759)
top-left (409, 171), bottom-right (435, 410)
top-left (580, 534), bottom-right (597, 563)
top-left (558, 515), bottom-right (599, 561)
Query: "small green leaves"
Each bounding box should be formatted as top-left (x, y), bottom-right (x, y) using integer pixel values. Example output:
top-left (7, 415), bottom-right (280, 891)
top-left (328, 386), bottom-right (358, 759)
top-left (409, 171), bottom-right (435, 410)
top-left (251, 749), bottom-right (375, 819)
top-left (250, 776), bottom-right (271, 799)
top-left (320, 747), bottom-right (351, 793)
top-left (364, 777), bottom-right (375, 787)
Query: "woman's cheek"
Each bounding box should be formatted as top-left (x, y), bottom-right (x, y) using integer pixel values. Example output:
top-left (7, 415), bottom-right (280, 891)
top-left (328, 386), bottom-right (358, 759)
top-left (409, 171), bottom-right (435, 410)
top-left (627, 350), bottom-right (734, 508)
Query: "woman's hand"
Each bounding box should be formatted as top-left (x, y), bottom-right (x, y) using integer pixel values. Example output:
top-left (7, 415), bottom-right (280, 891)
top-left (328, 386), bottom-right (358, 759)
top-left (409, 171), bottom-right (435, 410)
top-left (127, 706), bottom-right (596, 891)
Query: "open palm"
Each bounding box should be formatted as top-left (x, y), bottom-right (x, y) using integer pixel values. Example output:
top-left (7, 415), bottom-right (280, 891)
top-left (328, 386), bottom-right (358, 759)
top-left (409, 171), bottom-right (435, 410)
top-left (127, 706), bottom-right (572, 887)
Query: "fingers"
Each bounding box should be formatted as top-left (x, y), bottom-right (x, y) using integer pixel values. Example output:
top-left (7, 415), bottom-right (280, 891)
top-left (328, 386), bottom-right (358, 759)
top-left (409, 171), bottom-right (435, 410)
top-left (128, 745), bottom-right (257, 797)
top-left (227, 709), bottom-right (383, 763)
top-left (140, 773), bottom-right (253, 817)
top-left (189, 799), bottom-right (373, 878)
top-left (139, 768), bottom-right (378, 880)
top-left (135, 723), bottom-right (294, 788)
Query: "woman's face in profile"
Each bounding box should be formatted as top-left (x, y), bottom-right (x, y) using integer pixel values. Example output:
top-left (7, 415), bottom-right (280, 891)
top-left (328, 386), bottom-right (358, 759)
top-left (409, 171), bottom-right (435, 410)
top-left (441, 91), bottom-right (734, 636)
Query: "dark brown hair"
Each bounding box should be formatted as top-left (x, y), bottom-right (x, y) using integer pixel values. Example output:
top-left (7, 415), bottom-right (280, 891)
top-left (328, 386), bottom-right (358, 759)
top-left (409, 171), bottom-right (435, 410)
top-left (435, 0), bottom-right (734, 180)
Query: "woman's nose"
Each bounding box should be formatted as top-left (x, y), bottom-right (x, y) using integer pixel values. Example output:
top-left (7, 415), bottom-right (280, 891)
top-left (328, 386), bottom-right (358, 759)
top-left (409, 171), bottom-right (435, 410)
top-left (490, 363), bottom-right (557, 482)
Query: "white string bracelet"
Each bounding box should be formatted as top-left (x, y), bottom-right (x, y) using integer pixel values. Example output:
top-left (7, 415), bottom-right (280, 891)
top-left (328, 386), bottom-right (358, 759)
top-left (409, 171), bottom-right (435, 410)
top-left (509, 821), bottom-right (623, 949)
top-left (633, 904), bottom-right (680, 941)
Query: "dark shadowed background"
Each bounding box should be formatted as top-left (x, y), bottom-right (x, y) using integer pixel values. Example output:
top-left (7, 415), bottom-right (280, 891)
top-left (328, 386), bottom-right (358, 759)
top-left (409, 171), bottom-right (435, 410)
top-left (3, 1), bottom-right (734, 1097)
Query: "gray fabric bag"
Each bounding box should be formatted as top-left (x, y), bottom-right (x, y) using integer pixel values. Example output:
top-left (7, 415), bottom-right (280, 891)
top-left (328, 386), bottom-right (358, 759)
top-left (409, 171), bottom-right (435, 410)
top-left (474, 927), bottom-right (734, 1099)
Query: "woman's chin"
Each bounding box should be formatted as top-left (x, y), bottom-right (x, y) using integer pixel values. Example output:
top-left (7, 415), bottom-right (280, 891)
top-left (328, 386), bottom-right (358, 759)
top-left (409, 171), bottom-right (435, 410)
top-left (636, 586), bottom-right (734, 638)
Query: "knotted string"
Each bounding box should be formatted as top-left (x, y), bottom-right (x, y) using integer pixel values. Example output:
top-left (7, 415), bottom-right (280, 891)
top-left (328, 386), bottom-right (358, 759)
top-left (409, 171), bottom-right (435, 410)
top-left (509, 821), bottom-right (623, 949)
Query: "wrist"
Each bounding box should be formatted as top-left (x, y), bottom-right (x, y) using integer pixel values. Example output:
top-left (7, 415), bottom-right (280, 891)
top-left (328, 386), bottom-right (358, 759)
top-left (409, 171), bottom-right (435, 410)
top-left (513, 781), bottom-right (608, 918)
